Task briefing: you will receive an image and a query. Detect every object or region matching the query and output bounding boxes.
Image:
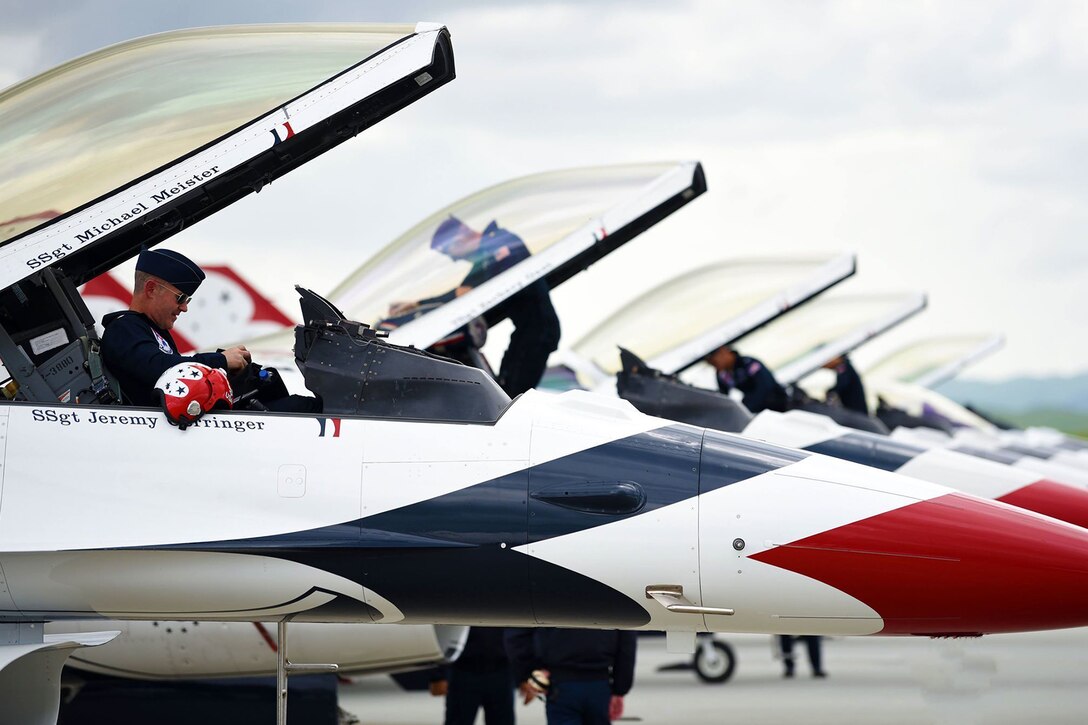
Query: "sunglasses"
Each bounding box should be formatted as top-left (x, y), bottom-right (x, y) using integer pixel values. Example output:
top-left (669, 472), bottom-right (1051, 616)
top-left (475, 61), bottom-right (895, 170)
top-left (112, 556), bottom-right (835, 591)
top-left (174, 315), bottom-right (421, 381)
top-left (150, 280), bottom-right (193, 305)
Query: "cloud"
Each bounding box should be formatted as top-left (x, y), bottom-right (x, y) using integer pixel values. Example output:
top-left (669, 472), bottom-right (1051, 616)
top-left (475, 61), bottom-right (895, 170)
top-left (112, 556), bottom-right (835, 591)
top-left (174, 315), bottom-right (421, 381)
top-left (3, 1), bottom-right (1088, 378)
top-left (0, 27), bottom-right (46, 89)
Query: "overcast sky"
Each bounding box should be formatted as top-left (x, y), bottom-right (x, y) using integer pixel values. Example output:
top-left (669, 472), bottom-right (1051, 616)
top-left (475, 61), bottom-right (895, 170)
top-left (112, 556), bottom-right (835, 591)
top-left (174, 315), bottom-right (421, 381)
top-left (3, 0), bottom-right (1087, 380)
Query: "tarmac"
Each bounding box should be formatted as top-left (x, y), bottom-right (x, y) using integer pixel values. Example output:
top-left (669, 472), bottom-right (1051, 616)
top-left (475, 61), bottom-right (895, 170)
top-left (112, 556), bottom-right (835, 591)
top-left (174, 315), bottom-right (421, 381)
top-left (338, 627), bottom-right (1088, 725)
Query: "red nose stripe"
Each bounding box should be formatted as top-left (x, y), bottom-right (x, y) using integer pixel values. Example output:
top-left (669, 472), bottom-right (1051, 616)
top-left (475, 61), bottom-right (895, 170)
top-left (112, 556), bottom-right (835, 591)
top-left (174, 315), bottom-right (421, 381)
top-left (750, 492), bottom-right (1088, 635)
top-left (996, 479), bottom-right (1088, 529)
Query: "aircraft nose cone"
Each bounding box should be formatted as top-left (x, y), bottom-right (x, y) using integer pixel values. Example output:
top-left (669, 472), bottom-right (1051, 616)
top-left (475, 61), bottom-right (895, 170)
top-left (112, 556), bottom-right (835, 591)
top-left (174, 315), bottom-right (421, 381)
top-left (751, 492), bottom-right (1088, 635)
top-left (996, 479), bottom-right (1088, 530)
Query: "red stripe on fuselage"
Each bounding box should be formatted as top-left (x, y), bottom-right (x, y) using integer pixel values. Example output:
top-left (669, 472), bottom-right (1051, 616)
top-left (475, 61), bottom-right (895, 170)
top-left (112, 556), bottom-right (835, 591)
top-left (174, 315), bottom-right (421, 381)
top-left (253, 622), bottom-right (278, 652)
top-left (750, 492), bottom-right (1088, 635)
top-left (996, 479), bottom-right (1088, 529)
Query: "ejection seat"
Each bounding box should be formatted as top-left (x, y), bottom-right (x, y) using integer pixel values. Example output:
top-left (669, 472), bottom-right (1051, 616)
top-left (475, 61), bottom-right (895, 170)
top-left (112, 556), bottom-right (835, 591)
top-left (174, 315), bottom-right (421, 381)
top-left (0, 267), bottom-right (120, 405)
top-left (293, 286), bottom-right (510, 423)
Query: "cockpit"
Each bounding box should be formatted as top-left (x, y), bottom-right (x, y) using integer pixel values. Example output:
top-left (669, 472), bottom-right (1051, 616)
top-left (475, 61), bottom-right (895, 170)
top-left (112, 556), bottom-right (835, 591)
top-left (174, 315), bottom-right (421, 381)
top-left (0, 262), bottom-right (512, 424)
top-left (292, 286), bottom-right (509, 421)
top-left (326, 163), bottom-right (705, 342)
top-left (0, 23), bottom-right (455, 415)
top-left (243, 160), bottom-right (707, 363)
top-left (567, 255), bottom-right (857, 387)
top-left (0, 266), bottom-right (116, 405)
top-left (706, 292), bottom-right (927, 393)
top-left (0, 23), bottom-right (707, 424)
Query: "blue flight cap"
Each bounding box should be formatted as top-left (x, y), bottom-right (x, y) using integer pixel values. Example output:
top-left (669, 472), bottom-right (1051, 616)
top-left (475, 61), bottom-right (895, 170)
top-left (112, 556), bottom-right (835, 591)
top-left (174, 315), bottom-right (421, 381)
top-left (431, 215), bottom-right (473, 251)
top-left (136, 248), bottom-right (205, 296)
top-left (706, 344), bottom-right (736, 362)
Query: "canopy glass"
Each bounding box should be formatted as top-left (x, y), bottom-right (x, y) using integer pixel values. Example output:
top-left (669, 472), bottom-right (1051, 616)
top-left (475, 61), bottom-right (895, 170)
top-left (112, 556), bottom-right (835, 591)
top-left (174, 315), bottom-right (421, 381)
top-left (328, 164), bottom-right (685, 328)
top-left (682, 293), bottom-right (923, 388)
top-left (863, 335), bottom-right (1003, 387)
top-left (571, 258), bottom-right (849, 376)
top-left (0, 24), bottom-right (415, 244)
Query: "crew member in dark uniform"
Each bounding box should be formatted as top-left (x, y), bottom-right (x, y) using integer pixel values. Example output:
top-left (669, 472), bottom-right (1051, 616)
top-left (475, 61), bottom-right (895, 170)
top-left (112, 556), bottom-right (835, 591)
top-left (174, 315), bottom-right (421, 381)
top-left (778, 634), bottom-right (826, 679)
top-left (393, 216), bottom-right (561, 397)
top-left (822, 354), bottom-right (868, 414)
top-left (429, 627), bottom-right (515, 725)
top-left (705, 345), bottom-right (789, 413)
top-left (101, 248), bottom-right (319, 412)
top-left (505, 627), bottom-right (636, 725)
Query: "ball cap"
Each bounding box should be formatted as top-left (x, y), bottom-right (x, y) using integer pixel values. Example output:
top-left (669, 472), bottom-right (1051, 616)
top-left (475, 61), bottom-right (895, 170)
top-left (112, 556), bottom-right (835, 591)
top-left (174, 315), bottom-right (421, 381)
top-left (136, 248), bottom-right (205, 296)
top-left (430, 215), bottom-right (474, 251)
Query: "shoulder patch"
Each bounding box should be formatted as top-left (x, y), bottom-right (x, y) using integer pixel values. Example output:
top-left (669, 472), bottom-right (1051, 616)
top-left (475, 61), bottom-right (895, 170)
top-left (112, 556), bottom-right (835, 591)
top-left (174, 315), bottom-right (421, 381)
top-left (152, 329), bottom-right (173, 354)
top-left (748, 362), bottom-right (761, 375)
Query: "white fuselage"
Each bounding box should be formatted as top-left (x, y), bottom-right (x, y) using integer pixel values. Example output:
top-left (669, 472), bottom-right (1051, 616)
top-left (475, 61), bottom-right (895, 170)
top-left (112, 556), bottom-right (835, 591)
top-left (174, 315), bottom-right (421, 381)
top-left (4, 390), bottom-right (1088, 638)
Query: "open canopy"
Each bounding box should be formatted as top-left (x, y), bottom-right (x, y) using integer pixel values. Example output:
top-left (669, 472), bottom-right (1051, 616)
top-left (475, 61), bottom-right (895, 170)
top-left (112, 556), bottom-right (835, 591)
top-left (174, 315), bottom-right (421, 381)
top-left (872, 379), bottom-right (996, 431)
top-left (0, 23), bottom-right (453, 405)
top-left (324, 162), bottom-right (705, 350)
top-left (566, 254), bottom-right (855, 385)
top-left (0, 23), bottom-right (454, 290)
top-left (682, 291), bottom-right (927, 389)
top-left (862, 334), bottom-right (1005, 388)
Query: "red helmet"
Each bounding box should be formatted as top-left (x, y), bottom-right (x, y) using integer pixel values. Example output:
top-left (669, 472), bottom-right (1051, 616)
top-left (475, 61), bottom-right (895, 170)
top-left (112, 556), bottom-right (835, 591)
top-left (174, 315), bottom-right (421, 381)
top-left (155, 363), bottom-right (233, 429)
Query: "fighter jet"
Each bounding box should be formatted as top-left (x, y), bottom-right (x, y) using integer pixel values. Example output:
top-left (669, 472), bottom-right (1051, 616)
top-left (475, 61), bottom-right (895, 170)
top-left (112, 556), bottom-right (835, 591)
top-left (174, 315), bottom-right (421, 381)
top-left (885, 402), bottom-right (1088, 478)
top-left (862, 337), bottom-right (1088, 476)
top-left (385, 234), bottom-right (1088, 531)
top-left (0, 20), bottom-right (456, 723)
top-left (554, 264), bottom-right (1088, 530)
top-left (59, 157), bottom-right (704, 701)
top-left (896, 424), bottom-right (1088, 486)
top-left (7, 36), bottom-right (710, 720)
top-left (562, 258), bottom-right (921, 432)
top-left (862, 333), bottom-right (1007, 391)
top-left (681, 289), bottom-right (927, 423)
top-left (862, 334), bottom-right (1009, 432)
top-left (245, 160), bottom-right (708, 366)
top-left (743, 408), bottom-right (1088, 528)
top-left (556, 254), bottom-right (858, 390)
top-left (5, 22), bottom-right (1088, 725)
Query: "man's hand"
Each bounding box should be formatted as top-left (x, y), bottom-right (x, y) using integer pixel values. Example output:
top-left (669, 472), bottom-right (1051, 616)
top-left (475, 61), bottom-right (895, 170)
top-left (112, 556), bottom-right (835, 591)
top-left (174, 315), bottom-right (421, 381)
top-left (222, 345), bottom-right (251, 373)
top-left (428, 679), bottom-right (448, 697)
top-left (518, 681), bottom-right (537, 705)
top-left (609, 695), bottom-right (624, 721)
top-left (519, 668), bottom-right (549, 704)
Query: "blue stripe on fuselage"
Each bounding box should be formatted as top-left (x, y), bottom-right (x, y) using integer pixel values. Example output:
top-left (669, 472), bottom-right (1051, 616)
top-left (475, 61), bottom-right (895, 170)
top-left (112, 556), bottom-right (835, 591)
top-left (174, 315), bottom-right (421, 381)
top-left (804, 432), bottom-right (920, 473)
top-left (130, 424), bottom-right (807, 626)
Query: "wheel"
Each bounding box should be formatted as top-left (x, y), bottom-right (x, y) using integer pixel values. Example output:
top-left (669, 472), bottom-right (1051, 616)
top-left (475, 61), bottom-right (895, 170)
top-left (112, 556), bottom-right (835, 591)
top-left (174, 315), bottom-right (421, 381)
top-left (693, 639), bottom-right (736, 684)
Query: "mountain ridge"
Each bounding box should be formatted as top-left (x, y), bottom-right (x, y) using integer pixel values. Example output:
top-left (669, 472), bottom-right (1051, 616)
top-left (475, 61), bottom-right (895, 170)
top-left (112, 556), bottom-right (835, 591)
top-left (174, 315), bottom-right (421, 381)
top-left (936, 372), bottom-right (1088, 415)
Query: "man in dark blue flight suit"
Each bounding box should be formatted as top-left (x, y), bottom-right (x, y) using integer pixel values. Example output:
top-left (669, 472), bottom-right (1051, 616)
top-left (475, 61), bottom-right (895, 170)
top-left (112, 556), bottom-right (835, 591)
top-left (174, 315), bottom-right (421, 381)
top-left (429, 627), bottom-right (515, 725)
top-left (399, 216), bottom-right (561, 397)
top-left (822, 354), bottom-right (868, 415)
top-left (101, 248), bottom-right (319, 412)
top-left (505, 627), bottom-right (636, 725)
top-left (705, 345), bottom-right (789, 413)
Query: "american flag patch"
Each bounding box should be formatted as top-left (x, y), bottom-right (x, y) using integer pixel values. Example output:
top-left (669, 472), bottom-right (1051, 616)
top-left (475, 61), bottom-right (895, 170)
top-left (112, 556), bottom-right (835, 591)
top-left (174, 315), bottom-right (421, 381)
top-left (270, 122), bottom-right (296, 145)
top-left (316, 417), bottom-right (342, 438)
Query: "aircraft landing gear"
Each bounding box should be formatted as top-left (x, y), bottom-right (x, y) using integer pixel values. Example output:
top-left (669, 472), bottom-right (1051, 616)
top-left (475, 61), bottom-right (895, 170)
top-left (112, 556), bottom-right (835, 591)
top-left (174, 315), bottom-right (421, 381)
top-left (276, 620), bottom-right (339, 725)
top-left (692, 636), bottom-right (736, 684)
